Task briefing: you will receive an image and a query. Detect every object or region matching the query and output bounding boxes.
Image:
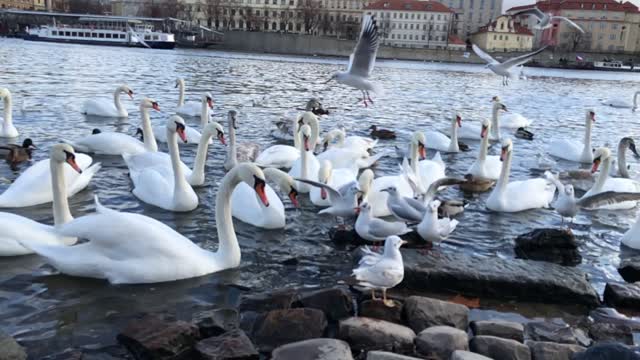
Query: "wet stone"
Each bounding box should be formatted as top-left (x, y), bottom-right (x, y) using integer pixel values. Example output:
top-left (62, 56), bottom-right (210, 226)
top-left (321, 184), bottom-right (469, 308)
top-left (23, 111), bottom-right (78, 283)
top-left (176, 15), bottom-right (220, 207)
top-left (330, 227), bottom-right (427, 247)
top-left (604, 282), bottom-right (640, 309)
top-left (338, 317), bottom-right (416, 354)
top-left (117, 313), bottom-right (200, 360)
top-left (525, 321), bottom-right (590, 347)
top-left (252, 308), bottom-right (327, 352)
top-left (271, 338), bottom-right (353, 360)
top-left (588, 322), bottom-right (634, 345)
top-left (470, 336), bottom-right (531, 360)
top-left (618, 256), bottom-right (640, 283)
top-left (403, 295), bottom-right (469, 332)
top-left (192, 308), bottom-right (238, 338)
top-left (514, 228), bottom-right (581, 266)
top-left (239, 289), bottom-right (299, 313)
top-left (366, 351), bottom-right (423, 360)
top-left (297, 287), bottom-right (354, 321)
top-left (470, 320), bottom-right (524, 342)
top-left (572, 343), bottom-right (640, 360)
top-left (360, 299), bottom-right (404, 324)
top-left (415, 325), bottom-right (468, 360)
top-left (450, 351), bottom-right (493, 360)
top-left (40, 349), bottom-right (83, 360)
top-left (0, 331), bottom-right (26, 360)
top-left (194, 329), bottom-right (258, 360)
top-left (526, 341), bottom-right (585, 360)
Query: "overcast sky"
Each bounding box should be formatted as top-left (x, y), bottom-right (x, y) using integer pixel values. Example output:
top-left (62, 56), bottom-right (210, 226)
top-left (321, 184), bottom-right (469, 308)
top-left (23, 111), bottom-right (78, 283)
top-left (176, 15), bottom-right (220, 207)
top-left (502, 0), bottom-right (640, 12)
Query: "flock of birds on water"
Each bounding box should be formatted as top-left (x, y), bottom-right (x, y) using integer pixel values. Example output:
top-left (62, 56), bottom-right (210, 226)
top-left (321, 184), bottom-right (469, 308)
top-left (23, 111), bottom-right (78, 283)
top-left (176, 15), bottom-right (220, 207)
top-left (1, 14), bottom-right (640, 306)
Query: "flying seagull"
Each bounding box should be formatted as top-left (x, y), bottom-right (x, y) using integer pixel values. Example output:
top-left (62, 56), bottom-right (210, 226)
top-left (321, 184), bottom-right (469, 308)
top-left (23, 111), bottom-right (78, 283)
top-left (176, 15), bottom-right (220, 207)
top-left (512, 7), bottom-right (584, 34)
top-left (327, 15), bottom-right (380, 107)
top-left (472, 44), bottom-right (547, 85)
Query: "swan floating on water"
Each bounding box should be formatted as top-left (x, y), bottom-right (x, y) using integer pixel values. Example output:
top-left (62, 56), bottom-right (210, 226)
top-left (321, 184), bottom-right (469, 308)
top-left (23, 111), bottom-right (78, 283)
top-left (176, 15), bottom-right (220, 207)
top-left (467, 119), bottom-right (501, 181)
top-left (82, 84), bottom-right (133, 118)
top-left (547, 109), bottom-right (595, 164)
top-left (175, 78), bottom-right (207, 117)
top-left (224, 110), bottom-right (260, 171)
top-left (0, 88), bottom-right (18, 138)
top-left (423, 113), bottom-right (467, 153)
top-left (155, 93), bottom-right (214, 145)
top-left (582, 147), bottom-right (640, 210)
top-left (602, 91), bottom-right (638, 110)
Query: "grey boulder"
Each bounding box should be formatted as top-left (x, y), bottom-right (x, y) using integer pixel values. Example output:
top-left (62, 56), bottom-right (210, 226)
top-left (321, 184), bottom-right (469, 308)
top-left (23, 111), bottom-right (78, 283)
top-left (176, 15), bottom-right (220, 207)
top-left (415, 325), bottom-right (468, 360)
top-left (271, 338), bottom-right (353, 360)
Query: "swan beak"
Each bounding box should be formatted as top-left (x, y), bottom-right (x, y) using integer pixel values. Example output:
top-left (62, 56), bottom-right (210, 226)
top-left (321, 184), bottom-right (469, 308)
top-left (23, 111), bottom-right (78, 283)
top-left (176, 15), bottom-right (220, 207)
top-left (304, 137), bottom-right (311, 152)
top-left (321, 188), bottom-right (327, 200)
top-left (500, 148), bottom-right (507, 162)
top-left (207, 98), bottom-right (214, 109)
top-left (354, 207), bottom-right (361, 215)
top-left (481, 126), bottom-right (488, 139)
top-left (456, 116), bottom-right (462, 128)
top-left (418, 144), bottom-right (426, 160)
top-left (591, 159), bottom-right (601, 173)
top-left (501, 104), bottom-right (508, 112)
top-left (218, 132), bottom-right (227, 145)
top-left (288, 189), bottom-right (299, 207)
top-left (128, 90), bottom-right (134, 99)
top-left (591, 113), bottom-right (596, 122)
top-left (356, 191), bottom-right (364, 206)
top-left (254, 180), bottom-right (269, 207)
top-left (66, 157), bottom-right (82, 174)
top-left (177, 128), bottom-right (188, 143)
top-left (152, 102), bottom-right (160, 111)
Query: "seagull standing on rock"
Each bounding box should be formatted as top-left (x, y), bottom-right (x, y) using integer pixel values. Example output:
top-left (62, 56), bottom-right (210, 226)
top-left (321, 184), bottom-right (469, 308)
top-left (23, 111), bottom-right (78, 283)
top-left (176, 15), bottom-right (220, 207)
top-left (327, 15), bottom-right (381, 107)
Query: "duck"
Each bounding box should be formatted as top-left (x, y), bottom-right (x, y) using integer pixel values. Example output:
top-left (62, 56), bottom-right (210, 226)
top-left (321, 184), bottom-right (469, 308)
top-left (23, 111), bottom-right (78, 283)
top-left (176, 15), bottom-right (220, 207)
top-left (515, 127), bottom-right (534, 140)
top-left (224, 110), bottom-right (260, 171)
top-left (460, 174), bottom-right (496, 193)
top-left (155, 93), bottom-right (214, 145)
top-left (613, 137), bottom-right (640, 178)
top-left (0, 144), bottom-right (81, 256)
top-left (353, 235), bottom-right (406, 307)
top-left (0, 88), bottom-right (18, 138)
top-left (256, 111), bottom-right (319, 169)
top-left (486, 139), bottom-right (556, 212)
top-left (82, 84), bottom-right (133, 118)
top-left (271, 98), bottom-right (328, 141)
top-left (582, 147), bottom-right (640, 210)
top-left (355, 202), bottom-right (411, 242)
top-left (603, 91), bottom-right (639, 110)
top-left (369, 125), bottom-right (396, 139)
top-left (467, 119), bottom-right (502, 181)
top-left (492, 96), bottom-right (531, 129)
top-left (175, 78), bottom-right (207, 117)
top-left (309, 160), bottom-right (357, 206)
top-left (127, 116), bottom-right (198, 212)
top-left (66, 98), bottom-right (160, 156)
top-left (321, 128), bottom-right (377, 153)
top-left (230, 168), bottom-right (300, 229)
top-left (288, 124), bottom-right (320, 193)
top-left (458, 99), bottom-right (507, 140)
top-left (417, 200), bottom-right (459, 243)
top-left (424, 113), bottom-right (468, 153)
top-left (0, 138), bottom-right (36, 170)
top-left (16, 163), bottom-right (271, 284)
top-left (547, 109), bottom-right (596, 163)
top-left (123, 121), bottom-right (225, 187)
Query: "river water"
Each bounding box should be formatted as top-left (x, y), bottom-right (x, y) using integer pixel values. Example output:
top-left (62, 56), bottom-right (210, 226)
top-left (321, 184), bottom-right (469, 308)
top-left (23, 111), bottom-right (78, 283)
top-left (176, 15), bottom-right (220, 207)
top-left (0, 38), bottom-right (639, 356)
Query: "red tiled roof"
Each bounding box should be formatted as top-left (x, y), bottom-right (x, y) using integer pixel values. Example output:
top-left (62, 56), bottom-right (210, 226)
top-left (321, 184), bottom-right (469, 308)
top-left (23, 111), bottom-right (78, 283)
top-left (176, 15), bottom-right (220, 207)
top-left (507, 0), bottom-right (639, 13)
top-left (448, 34), bottom-right (465, 44)
top-left (365, 0), bottom-right (453, 13)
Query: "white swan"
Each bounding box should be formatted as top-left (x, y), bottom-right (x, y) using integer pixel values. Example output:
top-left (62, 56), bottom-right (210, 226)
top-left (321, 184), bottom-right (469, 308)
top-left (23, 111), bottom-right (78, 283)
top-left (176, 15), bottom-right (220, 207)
top-left (487, 139), bottom-right (555, 212)
top-left (0, 144), bottom-right (81, 256)
top-left (0, 149), bottom-right (101, 208)
top-left (548, 109), bottom-right (595, 163)
top-left (417, 200), bottom-right (459, 243)
top-left (310, 160), bottom-right (357, 206)
top-left (128, 116), bottom-right (198, 212)
top-left (156, 93), bottom-right (214, 145)
top-left (322, 128), bottom-right (377, 153)
top-left (0, 88), bottom-right (18, 138)
top-left (66, 98), bottom-right (160, 155)
top-left (82, 84), bottom-right (133, 118)
top-left (424, 113), bottom-right (462, 153)
top-left (224, 110), bottom-right (260, 171)
top-left (409, 131), bottom-right (447, 192)
top-left (256, 112), bottom-right (320, 169)
top-left (231, 167), bottom-right (299, 229)
top-left (288, 124), bottom-right (320, 193)
top-left (603, 91), bottom-right (639, 110)
top-left (458, 99), bottom-right (507, 140)
top-left (613, 137), bottom-right (639, 179)
top-left (18, 163), bottom-right (270, 284)
top-left (492, 96), bottom-right (531, 129)
top-left (467, 119), bottom-right (501, 180)
top-left (583, 147), bottom-right (640, 210)
top-left (175, 78), bottom-right (207, 117)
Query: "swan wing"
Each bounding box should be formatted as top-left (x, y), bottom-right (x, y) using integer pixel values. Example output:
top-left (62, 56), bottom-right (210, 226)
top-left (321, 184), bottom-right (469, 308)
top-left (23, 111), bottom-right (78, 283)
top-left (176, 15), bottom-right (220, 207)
top-left (578, 191), bottom-right (640, 209)
top-left (176, 102), bottom-right (201, 117)
top-left (131, 167), bottom-right (174, 208)
top-left (68, 133), bottom-right (145, 155)
top-left (256, 145), bottom-right (300, 168)
top-left (68, 161), bottom-right (102, 197)
top-left (472, 44), bottom-right (499, 65)
top-left (0, 213), bottom-right (60, 256)
top-left (82, 99), bottom-right (120, 117)
top-left (347, 15), bottom-right (379, 78)
top-left (547, 139), bottom-right (584, 162)
top-left (231, 183), bottom-right (285, 229)
top-left (544, 171), bottom-right (565, 194)
top-left (503, 178), bottom-right (556, 211)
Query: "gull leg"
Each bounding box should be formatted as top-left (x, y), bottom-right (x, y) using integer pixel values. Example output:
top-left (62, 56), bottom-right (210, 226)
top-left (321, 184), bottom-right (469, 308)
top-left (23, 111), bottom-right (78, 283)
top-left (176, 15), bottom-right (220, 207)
top-left (383, 288), bottom-right (395, 307)
top-left (371, 289), bottom-right (379, 300)
top-left (366, 91), bottom-right (374, 104)
top-left (361, 90), bottom-right (368, 107)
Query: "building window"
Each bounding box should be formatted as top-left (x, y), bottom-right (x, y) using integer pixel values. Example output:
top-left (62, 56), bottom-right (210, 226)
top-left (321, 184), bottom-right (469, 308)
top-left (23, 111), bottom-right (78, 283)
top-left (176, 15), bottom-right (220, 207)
top-left (610, 34), bottom-right (615, 40)
top-left (99, 33), bottom-right (104, 38)
top-left (437, 14), bottom-right (440, 20)
top-left (411, 13), bottom-right (414, 19)
top-left (71, 31), bottom-right (77, 36)
top-left (403, 34), bottom-right (407, 39)
top-left (505, 35), bottom-right (508, 40)
top-left (499, 35), bottom-right (502, 40)
top-left (422, 35), bottom-right (425, 40)
top-left (409, 34), bottom-right (413, 39)
top-left (410, 24), bottom-right (413, 29)
top-left (494, 34), bottom-right (497, 40)
top-left (272, 22), bottom-right (277, 29)
top-left (391, 34), bottom-right (395, 39)
top-left (393, 12), bottom-right (396, 18)
top-left (120, 34), bottom-right (125, 39)
top-left (612, 24), bottom-right (618, 30)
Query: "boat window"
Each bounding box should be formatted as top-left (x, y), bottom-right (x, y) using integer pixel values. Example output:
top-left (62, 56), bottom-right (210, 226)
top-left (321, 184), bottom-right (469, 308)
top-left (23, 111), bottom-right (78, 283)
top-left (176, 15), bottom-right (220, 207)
top-left (106, 33), bottom-right (112, 38)
top-left (92, 32), bottom-right (97, 38)
top-left (153, 35), bottom-right (159, 40)
top-left (99, 33), bottom-right (105, 38)
top-left (72, 32), bottom-right (77, 36)
top-left (119, 34), bottom-right (125, 39)
top-left (66, 31), bottom-right (71, 36)
top-left (52, 30), bottom-right (57, 35)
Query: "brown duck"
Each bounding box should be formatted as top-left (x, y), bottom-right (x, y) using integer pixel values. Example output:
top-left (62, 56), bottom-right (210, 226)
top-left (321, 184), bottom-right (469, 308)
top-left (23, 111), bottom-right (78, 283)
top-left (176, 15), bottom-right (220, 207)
top-left (0, 138), bottom-right (36, 170)
top-left (369, 125), bottom-right (396, 139)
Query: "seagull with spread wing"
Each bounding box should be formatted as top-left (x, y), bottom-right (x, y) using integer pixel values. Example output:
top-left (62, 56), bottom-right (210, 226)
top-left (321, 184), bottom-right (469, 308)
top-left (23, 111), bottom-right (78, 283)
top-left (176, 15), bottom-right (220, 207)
top-left (327, 15), bottom-right (380, 107)
top-left (512, 7), bottom-right (584, 34)
top-left (472, 44), bottom-right (547, 85)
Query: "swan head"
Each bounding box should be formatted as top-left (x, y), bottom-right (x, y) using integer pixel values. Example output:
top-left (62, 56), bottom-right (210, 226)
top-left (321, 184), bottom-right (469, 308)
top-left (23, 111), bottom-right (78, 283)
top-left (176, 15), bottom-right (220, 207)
top-left (384, 235), bottom-right (408, 253)
top-left (481, 119), bottom-right (491, 138)
top-left (141, 98), bottom-right (160, 111)
top-left (0, 88), bottom-right (10, 99)
top-left (318, 160), bottom-right (333, 198)
top-left (237, 163), bottom-right (269, 207)
top-left (167, 115), bottom-right (188, 143)
top-left (263, 168), bottom-right (299, 207)
top-left (500, 138), bottom-right (513, 161)
top-left (591, 147), bottom-right (611, 173)
top-left (203, 121), bottom-right (226, 145)
top-left (492, 98), bottom-right (507, 112)
top-left (51, 143), bottom-right (82, 174)
top-left (428, 200), bottom-right (441, 213)
top-left (412, 131), bottom-right (427, 160)
top-left (454, 113), bottom-right (462, 127)
top-left (622, 137), bottom-right (640, 157)
top-left (586, 109), bottom-right (596, 122)
top-left (228, 110), bottom-right (238, 130)
top-left (358, 169), bottom-right (374, 205)
top-left (119, 85), bottom-right (134, 99)
top-left (322, 129), bottom-right (345, 151)
top-left (175, 78), bottom-right (184, 88)
top-left (564, 184), bottom-right (575, 197)
top-left (203, 92), bottom-right (214, 109)
top-left (299, 124), bottom-right (312, 152)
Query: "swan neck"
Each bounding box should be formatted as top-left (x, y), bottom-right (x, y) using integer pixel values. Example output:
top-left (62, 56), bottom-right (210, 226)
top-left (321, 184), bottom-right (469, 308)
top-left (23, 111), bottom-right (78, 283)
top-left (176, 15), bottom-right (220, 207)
top-left (226, 121), bottom-right (238, 169)
top-left (191, 131), bottom-right (213, 185)
top-left (200, 99), bottom-right (209, 128)
top-left (3, 95), bottom-right (12, 127)
top-left (336, 131), bottom-right (345, 147)
top-left (594, 156), bottom-right (611, 191)
top-left (634, 92), bottom-right (639, 108)
top-left (167, 129), bottom-right (189, 201)
top-left (583, 116), bottom-right (592, 152)
top-left (214, 169), bottom-right (241, 266)
top-left (301, 143), bottom-right (309, 180)
top-left (449, 120), bottom-right (459, 152)
top-left (491, 107), bottom-right (500, 139)
top-left (496, 150), bottom-right (512, 194)
top-left (50, 159), bottom-right (72, 226)
top-left (618, 142), bottom-right (629, 178)
top-left (410, 141), bottom-right (418, 174)
top-left (141, 106), bottom-right (157, 152)
top-left (178, 82), bottom-right (185, 107)
top-left (479, 132), bottom-right (489, 161)
top-left (309, 116), bottom-right (320, 147)
top-left (113, 88), bottom-right (123, 113)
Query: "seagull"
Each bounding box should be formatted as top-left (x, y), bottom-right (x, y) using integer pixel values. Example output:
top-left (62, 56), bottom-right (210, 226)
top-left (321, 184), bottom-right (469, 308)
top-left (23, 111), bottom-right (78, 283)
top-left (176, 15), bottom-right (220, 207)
top-left (417, 200), bottom-right (459, 243)
top-left (294, 178), bottom-right (361, 218)
top-left (353, 235), bottom-right (406, 307)
top-left (545, 171), bottom-right (640, 224)
top-left (355, 203), bottom-right (411, 242)
top-left (472, 44), bottom-right (547, 86)
top-left (512, 7), bottom-right (584, 33)
top-left (327, 15), bottom-right (380, 107)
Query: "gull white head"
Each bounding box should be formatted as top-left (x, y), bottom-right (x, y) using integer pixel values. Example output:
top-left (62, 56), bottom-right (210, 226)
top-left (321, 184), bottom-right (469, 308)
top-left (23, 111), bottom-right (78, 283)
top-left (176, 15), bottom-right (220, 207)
top-left (428, 200), bottom-right (441, 213)
top-left (51, 143), bottom-right (83, 174)
top-left (381, 186), bottom-right (398, 196)
top-left (383, 235), bottom-right (408, 254)
top-left (564, 184), bottom-right (575, 197)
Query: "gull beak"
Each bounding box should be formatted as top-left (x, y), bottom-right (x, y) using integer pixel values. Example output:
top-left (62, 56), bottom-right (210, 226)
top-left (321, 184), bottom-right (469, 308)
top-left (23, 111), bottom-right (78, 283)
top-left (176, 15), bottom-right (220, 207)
top-left (401, 240), bottom-right (408, 245)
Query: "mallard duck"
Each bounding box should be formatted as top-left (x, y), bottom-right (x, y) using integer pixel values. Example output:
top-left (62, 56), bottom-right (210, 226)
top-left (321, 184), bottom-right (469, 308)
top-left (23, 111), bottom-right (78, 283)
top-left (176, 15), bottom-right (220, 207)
top-left (0, 138), bottom-right (36, 171)
top-left (460, 174), bottom-right (496, 193)
top-left (457, 140), bottom-right (470, 152)
top-left (515, 127), bottom-right (534, 140)
top-left (369, 125), bottom-right (396, 140)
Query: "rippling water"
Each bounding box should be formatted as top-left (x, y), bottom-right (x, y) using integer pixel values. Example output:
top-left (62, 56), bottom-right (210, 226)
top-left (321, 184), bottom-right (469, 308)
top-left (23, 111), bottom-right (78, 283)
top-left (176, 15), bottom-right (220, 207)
top-left (1, 38), bottom-right (640, 356)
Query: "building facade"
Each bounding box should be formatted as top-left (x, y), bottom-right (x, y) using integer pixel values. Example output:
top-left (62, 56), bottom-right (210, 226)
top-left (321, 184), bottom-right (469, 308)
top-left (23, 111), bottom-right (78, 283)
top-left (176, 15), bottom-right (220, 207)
top-left (364, 0), bottom-right (458, 49)
top-left (507, 0), bottom-right (640, 53)
top-left (471, 14), bottom-right (533, 51)
top-left (437, 0), bottom-right (502, 38)
top-left (0, 0), bottom-right (36, 9)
